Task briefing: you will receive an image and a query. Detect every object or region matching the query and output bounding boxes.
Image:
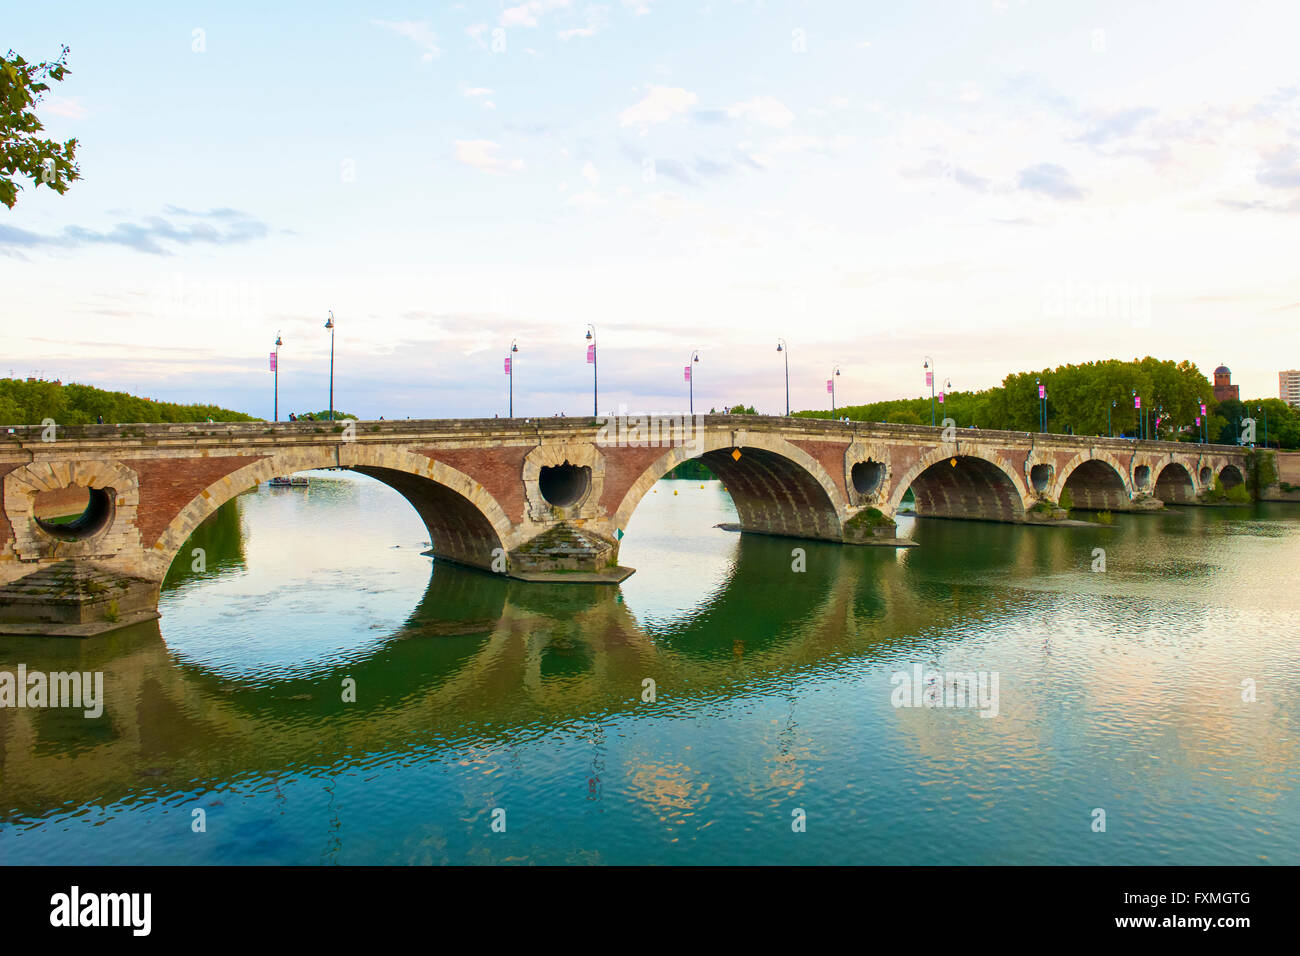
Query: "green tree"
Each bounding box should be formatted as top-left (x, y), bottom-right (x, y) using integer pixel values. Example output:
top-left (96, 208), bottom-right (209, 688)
top-left (1, 45), bottom-right (81, 208)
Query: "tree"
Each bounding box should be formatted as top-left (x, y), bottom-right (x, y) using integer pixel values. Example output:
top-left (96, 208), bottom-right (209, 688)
top-left (1, 45), bottom-right (81, 209)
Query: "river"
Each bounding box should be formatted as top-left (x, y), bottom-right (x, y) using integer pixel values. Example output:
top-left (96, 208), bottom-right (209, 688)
top-left (1, 470), bottom-right (1297, 864)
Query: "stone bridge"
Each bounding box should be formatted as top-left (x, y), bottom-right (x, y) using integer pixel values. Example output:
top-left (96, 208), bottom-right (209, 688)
top-left (0, 415), bottom-right (1250, 634)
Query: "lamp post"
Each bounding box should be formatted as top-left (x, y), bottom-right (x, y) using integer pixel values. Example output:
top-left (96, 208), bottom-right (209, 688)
top-left (324, 312), bottom-right (335, 422)
top-left (1109, 400), bottom-right (1115, 438)
top-left (585, 324), bottom-right (597, 416)
top-left (924, 356), bottom-right (935, 426)
top-left (1198, 398), bottom-right (1206, 444)
top-left (273, 331), bottom-right (282, 422)
top-left (507, 339), bottom-right (518, 417)
top-left (1259, 405), bottom-right (1268, 448)
top-left (1132, 389), bottom-right (1139, 439)
top-left (830, 365), bottom-right (841, 414)
top-left (687, 349), bottom-right (700, 414)
top-left (941, 378), bottom-right (952, 412)
top-left (1036, 377), bottom-right (1044, 433)
top-left (777, 339), bottom-right (789, 416)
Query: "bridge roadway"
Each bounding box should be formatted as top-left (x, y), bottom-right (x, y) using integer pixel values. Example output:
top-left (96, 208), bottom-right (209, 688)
top-left (0, 414), bottom-right (1252, 634)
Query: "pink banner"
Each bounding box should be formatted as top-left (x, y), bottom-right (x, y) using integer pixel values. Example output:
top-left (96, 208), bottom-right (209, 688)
top-left (683, 365), bottom-right (691, 382)
top-left (826, 379), bottom-right (834, 394)
top-left (939, 391), bottom-right (945, 403)
top-left (1038, 385), bottom-right (1045, 399)
top-left (1135, 396), bottom-right (1141, 408)
top-left (925, 371), bottom-right (933, 387)
top-left (504, 356), bottom-right (511, 375)
top-left (586, 343), bottom-right (596, 364)
top-left (1200, 404), bottom-right (1206, 414)
top-left (269, 352), bottom-right (277, 372)
top-left (1196, 416), bottom-right (1201, 426)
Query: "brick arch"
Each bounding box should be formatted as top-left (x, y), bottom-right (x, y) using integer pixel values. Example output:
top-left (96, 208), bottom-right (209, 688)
top-left (1154, 461), bottom-right (1196, 503)
top-left (888, 449), bottom-right (1029, 522)
top-left (144, 445), bottom-right (515, 580)
top-left (611, 433), bottom-right (847, 540)
top-left (1219, 463), bottom-right (1246, 488)
top-left (1051, 452), bottom-right (1132, 510)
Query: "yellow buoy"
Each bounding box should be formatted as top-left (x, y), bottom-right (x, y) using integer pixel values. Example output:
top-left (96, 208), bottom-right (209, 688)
top-left (673, 489), bottom-right (678, 495)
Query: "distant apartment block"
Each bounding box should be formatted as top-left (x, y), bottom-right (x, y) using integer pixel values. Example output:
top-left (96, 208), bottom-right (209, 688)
top-left (1281, 370), bottom-right (1300, 407)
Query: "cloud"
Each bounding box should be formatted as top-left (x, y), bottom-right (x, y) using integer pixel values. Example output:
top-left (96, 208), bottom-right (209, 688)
top-left (727, 96), bottom-right (796, 128)
top-left (371, 20), bottom-right (442, 60)
top-left (619, 86), bottom-right (697, 128)
top-left (454, 139), bottom-right (526, 174)
top-left (1016, 162), bottom-right (1085, 200)
top-left (501, 0), bottom-right (573, 28)
top-left (1073, 106), bottom-right (1158, 147)
top-left (0, 209), bottom-right (271, 256)
top-left (622, 0), bottom-right (655, 13)
top-left (581, 161), bottom-right (600, 186)
top-left (43, 95), bottom-right (87, 119)
top-left (1256, 145), bottom-right (1300, 189)
top-left (462, 86), bottom-right (493, 98)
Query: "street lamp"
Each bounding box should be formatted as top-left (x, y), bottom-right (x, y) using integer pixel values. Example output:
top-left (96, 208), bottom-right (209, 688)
top-left (324, 312), bottom-right (335, 422)
top-left (924, 356), bottom-right (935, 426)
top-left (507, 339), bottom-right (518, 417)
top-left (1036, 377), bottom-right (1043, 433)
top-left (830, 365), bottom-right (841, 414)
top-left (687, 349), bottom-right (700, 414)
top-left (585, 324), bottom-right (597, 416)
top-left (1132, 389), bottom-right (1140, 440)
top-left (1109, 399), bottom-right (1115, 438)
top-left (273, 331), bottom-right (282, 422)
top-left (1258, 405), bottom-right (1268, 448)
top-left (941, 378), bottom-right (952, 411)
top-left (776, 339), bottom-right (789, 416)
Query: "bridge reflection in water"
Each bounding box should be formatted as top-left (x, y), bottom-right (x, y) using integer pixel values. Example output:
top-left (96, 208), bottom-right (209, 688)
top-left (1, 476), bottom-right (1297, 865)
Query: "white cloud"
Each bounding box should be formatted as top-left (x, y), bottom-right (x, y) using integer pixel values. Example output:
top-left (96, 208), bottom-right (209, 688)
top-left (370, 20), bottom-right (442, 60)
top-left (462, 86), bottom-right (493, 98)
top-left (622, 0), bottom-right (656, 14)
top-left (454, 140), bottom-right (526, 174)
top-left (501, 0), bottom-right (572, 28)
top-left (727, 96), bottom-right (796, 127)
top-left (619, 86), bottom-right (697, 128)
top-left (581, 161), bottom-right (600, 186)
top-left (43, 96), bottom-right (88, 119)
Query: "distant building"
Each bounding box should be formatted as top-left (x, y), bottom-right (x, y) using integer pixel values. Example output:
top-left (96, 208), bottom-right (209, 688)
top-left (1281, 370), bottom-right (1300, 407)
top-left (1213, 364), bottom-right (1239, 403)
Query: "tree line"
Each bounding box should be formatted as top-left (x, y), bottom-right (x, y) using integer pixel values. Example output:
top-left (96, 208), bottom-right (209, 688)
top-left (794, 357), bottom-right (1300, 448)
top-left (0, 378), bottom-right (256, 426)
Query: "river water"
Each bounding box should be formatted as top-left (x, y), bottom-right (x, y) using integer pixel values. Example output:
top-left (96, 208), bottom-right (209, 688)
top-left (1, 471), bottom-right (1297, 864)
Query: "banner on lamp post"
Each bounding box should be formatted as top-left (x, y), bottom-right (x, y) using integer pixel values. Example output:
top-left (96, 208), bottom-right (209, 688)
top-left (586, 344), bottom-right (596, 364)
top-left (504, 356), bottom-right (511, 375)
top-left (268, 353), bottom-right (277, 372)
top-left (826, 379), bottom-right (834, 394)
top-left (925, 371), bottom-right (933, 387)
top-left (1038, 385), bottom-right (1045, 399)
top-left (683, 365), bottom-right (691, 382)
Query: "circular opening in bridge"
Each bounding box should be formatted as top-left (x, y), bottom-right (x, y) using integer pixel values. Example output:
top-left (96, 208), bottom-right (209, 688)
top-left (1199, 466), bottom-right (1212, 486)
top-left (33, 486), bottom-right (115, 541)
top-left (1220, 465), bottom-right (1244, 489)
top-left (539, 462), bottom-right (591, 508)
top-left (1030, 463), bottom-right (1053, 493)
top-left (1134, 465), bottom-right (1151, 489)
top-left (851, 460), bottom-right (885, 497)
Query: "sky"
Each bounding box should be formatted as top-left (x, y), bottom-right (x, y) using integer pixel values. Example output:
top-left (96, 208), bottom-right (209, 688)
top-left (3, 0), bottom-right (1299, 420)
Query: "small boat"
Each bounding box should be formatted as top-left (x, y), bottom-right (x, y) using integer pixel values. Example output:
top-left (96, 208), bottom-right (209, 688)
top-left (268, 476), bottom-right (310, 487)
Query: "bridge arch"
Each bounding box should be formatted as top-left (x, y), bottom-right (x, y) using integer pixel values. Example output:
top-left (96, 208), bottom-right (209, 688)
top-left (887, 448), bottom-right (1029, 522)
top-left (612, 432), bottom-right (847, 541)
top-left (145, 445), bottom-right (515, 580)
top-left (1153, 461), bottom-right (1196, 503)
top-left (1052, 453), bottom-right (1131, 510)
top-left (1219, 463), bottom-right (1245, 489)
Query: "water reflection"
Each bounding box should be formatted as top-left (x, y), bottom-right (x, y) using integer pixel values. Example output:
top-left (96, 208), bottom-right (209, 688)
top-left (1, 473), bottom-right (1298, 865)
